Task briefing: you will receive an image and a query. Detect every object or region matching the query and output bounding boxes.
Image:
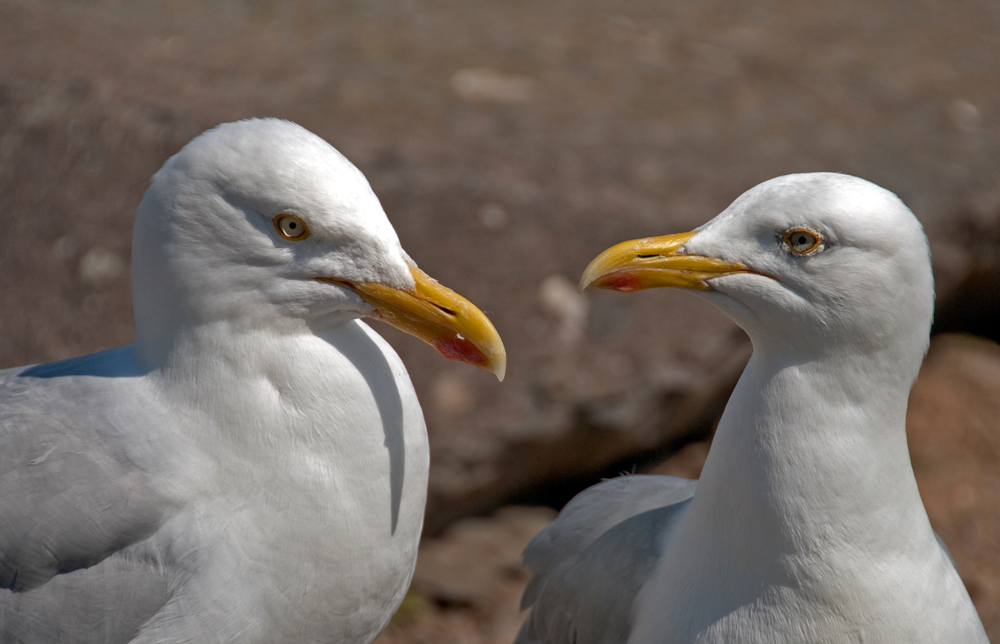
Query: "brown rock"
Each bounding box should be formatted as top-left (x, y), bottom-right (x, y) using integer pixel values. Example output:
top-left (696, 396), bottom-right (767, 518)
top-left (645, 439), bottom-right (711, 480)
top-left (907, 334), bottom-right (1000, 640)
top-left (376, 507), bottom-right (556, 644)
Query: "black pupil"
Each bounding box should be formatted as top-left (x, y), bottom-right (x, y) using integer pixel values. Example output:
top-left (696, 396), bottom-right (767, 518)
top-left (288, 221), bottom-right (297, 230)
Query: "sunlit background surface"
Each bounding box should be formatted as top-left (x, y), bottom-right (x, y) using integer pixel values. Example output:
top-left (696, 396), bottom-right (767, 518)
top-left (1, 1), bottom-right (999, 641)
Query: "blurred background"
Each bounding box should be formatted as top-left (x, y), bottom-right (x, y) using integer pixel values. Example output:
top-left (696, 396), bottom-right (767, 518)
top-left (1, 0), bottom-right (999, 641)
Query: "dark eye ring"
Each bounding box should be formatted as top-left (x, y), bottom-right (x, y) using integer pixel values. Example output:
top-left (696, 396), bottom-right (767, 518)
top-left (783, 228), bottom-right (821, 255)
top-left (274, 214), bottom-right (310, 241)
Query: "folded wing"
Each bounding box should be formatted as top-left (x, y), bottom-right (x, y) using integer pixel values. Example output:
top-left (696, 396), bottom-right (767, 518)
top-left (0, 350), bottom-right (181, 642)
top-left (517, 475), bottom-right (697, 644)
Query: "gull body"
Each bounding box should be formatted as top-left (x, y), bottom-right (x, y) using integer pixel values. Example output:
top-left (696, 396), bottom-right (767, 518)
top-left (0, 119), bottom-right (504, 644)
top-left (518, 173), bottom-right (987, 644)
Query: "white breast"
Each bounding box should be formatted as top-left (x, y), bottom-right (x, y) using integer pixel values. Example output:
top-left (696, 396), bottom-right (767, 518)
top-left (133, 319), bottom-right (429, 643)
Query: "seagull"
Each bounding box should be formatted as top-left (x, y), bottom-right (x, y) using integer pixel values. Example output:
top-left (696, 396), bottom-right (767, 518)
top-left (517, 173), bottom-right (988, 644)
top-left (0, 118), bottom-right (505, 644)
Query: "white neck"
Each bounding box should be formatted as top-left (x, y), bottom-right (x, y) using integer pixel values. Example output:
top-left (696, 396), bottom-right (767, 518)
top-left (631, 340), bottom-right (973, 643)
top-left (689, 345), bottom-right (933, 567)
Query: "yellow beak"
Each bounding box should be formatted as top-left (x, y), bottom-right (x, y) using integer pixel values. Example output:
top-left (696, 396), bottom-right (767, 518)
top-left (318, 266), bottom-right (506, 381)
top-left (579, 231), bottom-right (755, 293)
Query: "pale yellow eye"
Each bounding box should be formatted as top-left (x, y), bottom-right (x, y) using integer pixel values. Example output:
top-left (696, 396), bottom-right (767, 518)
top-left (783, 228), bottom-right (821, 255)
top-left (274, 214), bottom-right (310, 240)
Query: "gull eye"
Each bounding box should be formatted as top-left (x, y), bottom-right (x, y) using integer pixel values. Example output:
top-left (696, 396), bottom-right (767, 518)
top-left (274, 214), bottom-right (310, 241)
top-left (783, 228), bottom-right (821, 255)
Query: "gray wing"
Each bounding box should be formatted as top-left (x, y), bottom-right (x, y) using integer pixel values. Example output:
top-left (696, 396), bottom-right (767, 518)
top-left (517, 475), bottom-right (696, 644)
top-left (0, 349), bottom-right (180, 642)
top-left (0, 553), bottom-right (172, 644)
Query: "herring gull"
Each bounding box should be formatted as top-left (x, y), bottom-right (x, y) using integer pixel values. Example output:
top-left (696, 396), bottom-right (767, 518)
top-left (0, 118), bottom-right (505, 644)
top-left (517, 173), bottom-right (987, 644)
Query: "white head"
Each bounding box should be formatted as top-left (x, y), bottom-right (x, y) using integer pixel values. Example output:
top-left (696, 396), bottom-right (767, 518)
top-left (132, 119), bottom-right (505, 378)
top-left (581, 173), bottom-right (933, 381)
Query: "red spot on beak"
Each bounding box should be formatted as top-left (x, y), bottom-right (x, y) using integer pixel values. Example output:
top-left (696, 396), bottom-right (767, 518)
top-left (596, 272), bottom-right (642, 292)
top-left (434, 335), bottom-right (490, 368)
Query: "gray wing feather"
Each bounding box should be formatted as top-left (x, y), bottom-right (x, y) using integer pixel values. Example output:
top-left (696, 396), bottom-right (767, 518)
top-left (517, 475), bottom-right (696, 644)
top-left (0, 349), bottom-right (177, 593)
top-left (0, 551), bottom-right (172, 644)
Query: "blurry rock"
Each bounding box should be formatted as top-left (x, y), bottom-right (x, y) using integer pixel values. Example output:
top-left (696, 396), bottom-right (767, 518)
top-left (968, 181), bottom-right (1000, 221)
top-left (377, 507), bottom-right (555, 644)
top-left (52, 235), bottom-right (74, 260)
top-left (432, 370), bottom-right (477, 418)
top-left (948, 99), bottom-right (982, 133)
top-left (538, 274), bottom-right (587, 345)
top-left (907, 333), bottom-right (1000, 639)
top-left (478, 202), bottom-right (509, 232)
top-left (450, 68), bottom-right (537, 104)
top-left (79, 246), bottom-right (126, 286)
top-left (149, 35), bottom-right (184, 60)
top-left (645, 439), bottom-right (711, 479)
top-left (928, 188), bottom-right (1000, 343)
top-left (412, 506), bottom-right (554, 608)
top-left (934, 266), bottom-right (1000, 343)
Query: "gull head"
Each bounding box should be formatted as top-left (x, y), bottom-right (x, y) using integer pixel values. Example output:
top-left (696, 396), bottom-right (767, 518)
top-left (132, 118), bottom-right (505, 379)
top-left (581, 173), bottom-right (934, 368)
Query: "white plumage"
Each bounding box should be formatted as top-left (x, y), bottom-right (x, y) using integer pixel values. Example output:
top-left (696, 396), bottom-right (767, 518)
top-left (0, 119), bottom-right (504, 644)
top-left (518, 173), bottom-right (988, 644)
